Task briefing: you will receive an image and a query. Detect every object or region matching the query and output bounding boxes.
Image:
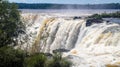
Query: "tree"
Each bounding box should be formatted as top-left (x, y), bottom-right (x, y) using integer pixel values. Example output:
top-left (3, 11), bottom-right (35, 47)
top-left (0, 0), bottom-right (25, 47)
top-left (0, 1), bottom-right (26, 67)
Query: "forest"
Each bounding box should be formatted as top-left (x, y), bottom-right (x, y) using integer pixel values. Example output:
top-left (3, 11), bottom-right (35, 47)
top-left (17, 3), bottom-right (120, 9)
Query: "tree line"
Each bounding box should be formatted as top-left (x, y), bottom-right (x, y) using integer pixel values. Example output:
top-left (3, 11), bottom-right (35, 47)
top-left (17, 3), bottom-right (120, 9)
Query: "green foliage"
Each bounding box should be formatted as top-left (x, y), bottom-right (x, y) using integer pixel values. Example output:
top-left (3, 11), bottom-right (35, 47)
top-left (24, 53), bottom-right (47, 67)
top-left (24, 52), bottom-right (71, 67)
top-left (88, 11), bottom-right (120, 19)
top-left (0, 1), bottom-right (71, 67)
top-left (0, 0), bottom-right (25, 47)
top-left (45, 53), bottom-right (71, 67)
top-left (0, 46), bottom-right (26, 67)
top-left (0, 47), bottom-right (71, 67)
top-left (88, 14), bottom-right (102, 19)
top-left (0, 1), bottom-right (26, 67)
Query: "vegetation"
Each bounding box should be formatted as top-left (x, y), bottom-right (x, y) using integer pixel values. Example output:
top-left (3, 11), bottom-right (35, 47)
top-left (24, 53), bottom-right (47, 67)
top-left (45, 52), bottom-right (71, 67)
top-left (0, 0), bottom-right (25, 67)
top-left (86, 11), bottom-right (120, 26)
top-left (17, 3), bottom-right (120, 9)
top-left (0, 1), bottom-right (71, 67)
top-left (0, 47), bottom-right (71, 67)
top-left (0, 0), bottom-right (25, 47)
top-left (24, 52), bottom-right (71, 67)
top-left (88, 11), bottom-right (120, 19)
top-left (0, 46), bottom-right (26, 67)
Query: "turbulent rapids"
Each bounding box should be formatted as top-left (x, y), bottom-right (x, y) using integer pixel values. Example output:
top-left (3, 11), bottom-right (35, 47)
top-left (17, 13), bottom-right (120, 67)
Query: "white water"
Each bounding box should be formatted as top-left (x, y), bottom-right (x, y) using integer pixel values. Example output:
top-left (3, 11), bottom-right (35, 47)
top-left (17, 13), bottom-right (120, 67)
top-left (20, 9), bottom-right (120, 17)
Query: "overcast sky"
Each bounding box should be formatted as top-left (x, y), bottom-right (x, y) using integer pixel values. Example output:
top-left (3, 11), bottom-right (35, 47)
top-left (9, 0), bottom-right (120, 4)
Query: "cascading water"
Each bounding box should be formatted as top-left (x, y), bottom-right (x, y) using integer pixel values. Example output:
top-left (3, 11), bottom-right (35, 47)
top-left (17, 13), bottom-right (120, 67)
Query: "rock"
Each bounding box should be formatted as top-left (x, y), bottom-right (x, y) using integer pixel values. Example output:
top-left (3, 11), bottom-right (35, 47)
top-left (73, 16), bottom-right (81, 20)
top-left (86, 18), bottom-right (103, 26)
top-left (53, 49), bottom-right (70, 53)
top-left (44, 53), bottom-right (53, 57)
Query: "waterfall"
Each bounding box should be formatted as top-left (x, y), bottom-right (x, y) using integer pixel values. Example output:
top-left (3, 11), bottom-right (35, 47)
top-left (17, 13), bottom-right (120, 67)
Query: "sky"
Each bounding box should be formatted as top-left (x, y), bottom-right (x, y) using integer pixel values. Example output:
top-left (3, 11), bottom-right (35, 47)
top-left (9, 0), bottom-right (120, 4)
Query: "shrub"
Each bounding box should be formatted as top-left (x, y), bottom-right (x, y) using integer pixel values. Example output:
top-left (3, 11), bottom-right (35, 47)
top-left (88, 14), bottom-right (102, 19)
top-left (0, 47), bottom-right (71, 67)
top-left (88, 11), bottom-right (120, 19)
top-left (24, 53), bottom-right (47, 67)
top-left (0, 46), bottom-right (25, 67)
top-left (45, 52), bottom-right (71, 67)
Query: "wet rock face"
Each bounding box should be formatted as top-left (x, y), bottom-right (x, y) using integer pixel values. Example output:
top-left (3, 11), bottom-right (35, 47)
top-left (86, 18), bottom-right (103, 26)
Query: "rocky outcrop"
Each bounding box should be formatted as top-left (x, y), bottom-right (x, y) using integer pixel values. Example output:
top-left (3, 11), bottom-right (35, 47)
top-left (86, 18), bottom-right (103, 26)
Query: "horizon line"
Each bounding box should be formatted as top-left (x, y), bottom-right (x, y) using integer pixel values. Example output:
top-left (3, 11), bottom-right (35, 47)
top-left (15, 2), bottom-right (120, 5)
